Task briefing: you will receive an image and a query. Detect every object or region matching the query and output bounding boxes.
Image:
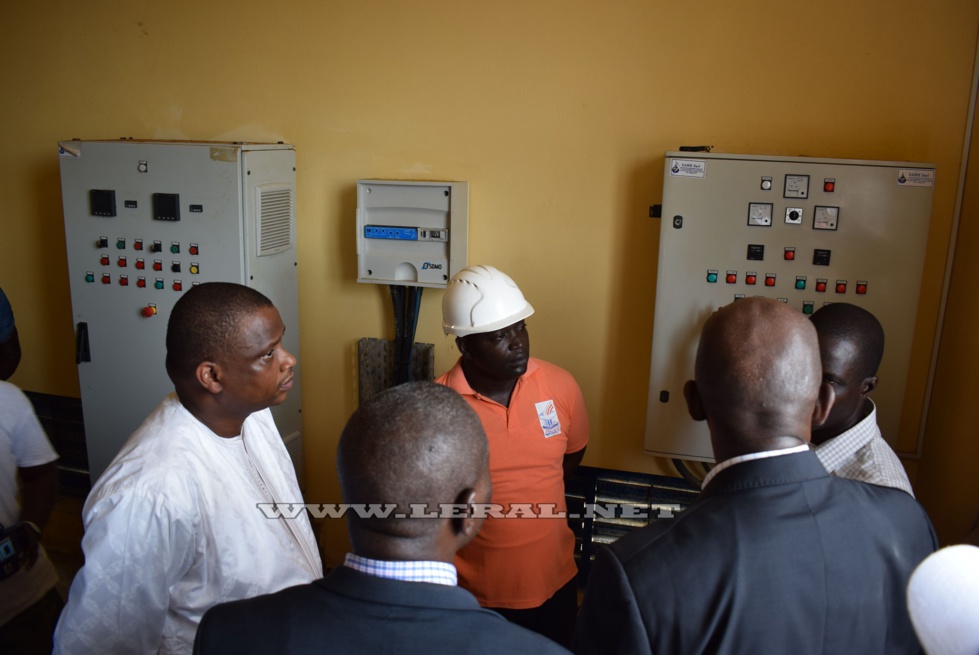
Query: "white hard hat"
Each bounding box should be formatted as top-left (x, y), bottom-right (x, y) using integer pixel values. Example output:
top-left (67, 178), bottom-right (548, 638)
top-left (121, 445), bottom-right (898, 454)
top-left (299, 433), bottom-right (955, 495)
top-left (907, 544), bottom-right (979, 655)
top-left (442, 265), bottom-right (535, 337)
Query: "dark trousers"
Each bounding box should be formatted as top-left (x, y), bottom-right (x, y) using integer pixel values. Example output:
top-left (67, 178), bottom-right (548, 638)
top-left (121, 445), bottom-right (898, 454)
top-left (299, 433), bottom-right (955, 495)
top-left (485, 577), bottom-right (578, 648)
top-left (0, 587), bottom-right (64, 655)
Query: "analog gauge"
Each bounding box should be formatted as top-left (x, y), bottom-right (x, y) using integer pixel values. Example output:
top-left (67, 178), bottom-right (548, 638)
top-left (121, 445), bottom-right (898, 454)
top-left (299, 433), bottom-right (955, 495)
top-left (747, 202), bottom-right (773, 226)
top-left (813, 206), bottom-right (839, 231)
top-left (784, 174), bottom-right (810, 199)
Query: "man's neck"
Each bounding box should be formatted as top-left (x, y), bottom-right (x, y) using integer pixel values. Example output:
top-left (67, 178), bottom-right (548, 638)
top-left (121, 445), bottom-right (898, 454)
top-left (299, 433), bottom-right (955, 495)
top-left (460, 361), bottom-right (519, 407)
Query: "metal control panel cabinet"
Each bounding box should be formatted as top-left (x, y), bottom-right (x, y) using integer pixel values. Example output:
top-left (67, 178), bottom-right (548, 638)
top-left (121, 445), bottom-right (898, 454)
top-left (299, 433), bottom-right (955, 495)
top-left (646, 152), bottom-right (935, 461)
top-left (59, 139), bottom-right (304, 483)
top-left (356, 180), bottom-right (468, 288)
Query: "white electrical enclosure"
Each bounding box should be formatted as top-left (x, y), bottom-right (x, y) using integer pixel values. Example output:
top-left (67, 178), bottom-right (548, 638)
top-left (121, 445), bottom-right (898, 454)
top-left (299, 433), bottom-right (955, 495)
top-left (646, 152), bottom-right (936, 461)
top-left (356, 180), bottom-right (468, 288)
top-left (59, 139), bottom-right (304, 484)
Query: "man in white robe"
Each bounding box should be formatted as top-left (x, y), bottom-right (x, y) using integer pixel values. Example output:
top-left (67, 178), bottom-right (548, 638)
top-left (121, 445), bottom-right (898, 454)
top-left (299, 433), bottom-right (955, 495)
top-left (54, 282), bottom-right (321, 655)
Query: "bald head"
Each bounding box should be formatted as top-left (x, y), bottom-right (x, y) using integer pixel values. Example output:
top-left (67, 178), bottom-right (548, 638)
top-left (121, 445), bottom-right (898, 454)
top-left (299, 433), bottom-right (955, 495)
top-left (337, 382), bottom-right (489, 553)
top-left (689, 298), bottom-right (829, 455)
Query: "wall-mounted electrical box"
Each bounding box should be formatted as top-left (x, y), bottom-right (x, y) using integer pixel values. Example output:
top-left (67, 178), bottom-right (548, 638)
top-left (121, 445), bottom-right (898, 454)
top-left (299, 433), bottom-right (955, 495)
top-left (59, 139), bottom-right (304, 484)
top-left (356, 180), bottom-right (468, 288)
top-left (646, 151), bottom-right (936, 461)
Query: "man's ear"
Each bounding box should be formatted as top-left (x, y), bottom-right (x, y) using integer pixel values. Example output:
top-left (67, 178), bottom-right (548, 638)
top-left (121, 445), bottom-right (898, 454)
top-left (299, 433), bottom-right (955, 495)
top-left (455, 336), bottom-right (469, 358)
top-left (861, 375), bottom-right (878, 398)
top-left (812, 380), bottom-right (836, 428)
top-left (683, 380), bottom-right (707, 422)
top-left (196, 361), bottom-right (224, 394)
top-left (451, 487), bottom-right (479, 540)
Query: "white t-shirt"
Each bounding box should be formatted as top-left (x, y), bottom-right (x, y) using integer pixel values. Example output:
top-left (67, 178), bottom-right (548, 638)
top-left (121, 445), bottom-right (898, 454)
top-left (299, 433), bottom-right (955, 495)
top-left (0, 380), bottom-right (59, 626)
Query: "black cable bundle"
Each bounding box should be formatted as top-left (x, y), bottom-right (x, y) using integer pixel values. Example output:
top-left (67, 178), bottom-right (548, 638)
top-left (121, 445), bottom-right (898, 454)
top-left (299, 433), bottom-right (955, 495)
top-left (390, 285), bottom-right (423, 386)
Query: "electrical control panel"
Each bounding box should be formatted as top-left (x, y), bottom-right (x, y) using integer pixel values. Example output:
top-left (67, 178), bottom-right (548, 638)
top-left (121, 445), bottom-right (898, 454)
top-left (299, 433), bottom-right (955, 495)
top-left (356, 180), bottom-right (468, 288)
top-left (646, 152), bottom-right (936, 461)
top-left (59, 140), bottom-right (304, 483)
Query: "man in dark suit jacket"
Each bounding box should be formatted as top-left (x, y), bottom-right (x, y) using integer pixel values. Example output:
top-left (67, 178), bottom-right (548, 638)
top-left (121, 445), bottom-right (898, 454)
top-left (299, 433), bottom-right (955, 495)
top-left (195, 381), bottom-right (569, 655)
top-left (573, 298), bottom-right (937, 655)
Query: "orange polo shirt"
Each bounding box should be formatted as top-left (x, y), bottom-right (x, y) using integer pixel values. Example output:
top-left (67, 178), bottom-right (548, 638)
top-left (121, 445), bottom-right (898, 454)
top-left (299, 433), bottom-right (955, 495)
top-left (436, 357), bottom-right (589, 609)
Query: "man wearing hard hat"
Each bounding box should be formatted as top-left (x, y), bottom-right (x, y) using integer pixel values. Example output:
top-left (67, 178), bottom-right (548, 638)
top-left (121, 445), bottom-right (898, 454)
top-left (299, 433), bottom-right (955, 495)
top-left (437, 265), bottom-right (589, 647)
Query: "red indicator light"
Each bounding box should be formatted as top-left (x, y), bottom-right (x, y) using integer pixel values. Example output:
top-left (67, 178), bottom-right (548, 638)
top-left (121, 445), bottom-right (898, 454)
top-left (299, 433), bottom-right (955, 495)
top-left (746, 275), bottom-right (757, 285)
top-left (726, 273), bottom-right (737, 284)
top-left (153, 261), bottom-right (163, 272)
top-left (836, 282), bottom-right (847, 294)
top-left (765, 276), bottom-right (776, 287)
top-left (784, 250), bottom-right (795, 261)
top-left (101, 274), bottom-right (111, 284)
top-left (816, 281), bottom-right (827, 292)
top-left (856, 283), bottom-right (867, 294)
top-left (824, 181), bottom-right (835, 192)
top-left (136, 260), bottom-right (145, 270)
top-left (100, 255), bottom-right (110, 266)
top-left (173, 281), bottom-right (183, 291)
top-left (137, 278), bottom-right (146, 288)
top-left (134, 240), bottom-right (144, 251)
top-left (117, 257), bottom-right (127, 267)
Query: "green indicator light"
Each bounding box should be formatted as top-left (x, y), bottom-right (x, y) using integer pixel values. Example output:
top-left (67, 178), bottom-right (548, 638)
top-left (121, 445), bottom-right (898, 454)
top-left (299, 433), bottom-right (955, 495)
top-left (155, 280), bottom-right (165, 290)
top-left (795, 279), bottom-right (806, 290)
top-left (707, 272), bottom-right (718, 283)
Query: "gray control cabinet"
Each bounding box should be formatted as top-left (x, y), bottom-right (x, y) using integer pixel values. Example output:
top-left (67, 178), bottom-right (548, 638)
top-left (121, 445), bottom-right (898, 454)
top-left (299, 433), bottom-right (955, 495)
top-left (59, 140), bottom-right (303, 483)
top-left (646, 152), bottom-right (935, 461)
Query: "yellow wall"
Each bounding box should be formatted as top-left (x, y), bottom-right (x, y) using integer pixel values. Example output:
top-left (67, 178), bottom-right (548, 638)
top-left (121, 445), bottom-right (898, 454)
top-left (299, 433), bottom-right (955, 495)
top-left (2, 1), bottom-right (977, 561)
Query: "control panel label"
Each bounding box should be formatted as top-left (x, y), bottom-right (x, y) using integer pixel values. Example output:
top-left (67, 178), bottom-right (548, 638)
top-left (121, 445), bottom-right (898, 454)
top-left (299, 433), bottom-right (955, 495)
top-left (669, 159), bottom-right (706, 179)
top-left (896, 169), bottom-right (935, 187)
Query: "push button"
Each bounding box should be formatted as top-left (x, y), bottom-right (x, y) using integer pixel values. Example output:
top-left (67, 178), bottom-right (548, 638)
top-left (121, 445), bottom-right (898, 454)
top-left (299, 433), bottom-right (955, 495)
top-left (153, 260), bottom-right (163, 272)
top-left (856, 281), bottom-right (868, 295)
top-left (726, 272), bottom-right (737, 284)
top-left (136, 259), bottom-right (145, 270)
top-left (802, 301), bottom-right (814, 315)
top-left (795, 277), bottom-right (806, 290)
top-left (784, 248), bottom-right (796, 261)
top-left (836, 281), bottom-right (847, 294)
top-left (765, 274), bottom-right (776, 287)
top-left (745, 273), bottom-right (757, 285)
top-left (815, 279), bottom-right (827, 293)
top-left (706, 270), bottom-right (718, 283)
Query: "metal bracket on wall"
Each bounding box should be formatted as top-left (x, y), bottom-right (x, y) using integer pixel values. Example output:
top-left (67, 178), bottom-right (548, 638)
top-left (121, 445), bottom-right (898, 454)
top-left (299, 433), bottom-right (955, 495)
top-left (357, 337), bottom-right (435, 405)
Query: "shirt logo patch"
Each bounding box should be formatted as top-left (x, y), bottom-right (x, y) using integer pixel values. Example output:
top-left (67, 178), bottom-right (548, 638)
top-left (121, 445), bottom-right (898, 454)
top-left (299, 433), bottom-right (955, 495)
top-left (535, 400), bottom-right (562, 438)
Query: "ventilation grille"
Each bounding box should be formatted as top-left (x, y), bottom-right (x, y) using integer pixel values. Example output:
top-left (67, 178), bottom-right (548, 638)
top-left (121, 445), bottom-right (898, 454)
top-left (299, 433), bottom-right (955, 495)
top-left (257, 186), bottom-right (294, 256)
